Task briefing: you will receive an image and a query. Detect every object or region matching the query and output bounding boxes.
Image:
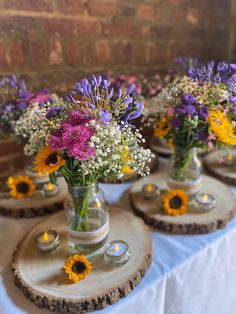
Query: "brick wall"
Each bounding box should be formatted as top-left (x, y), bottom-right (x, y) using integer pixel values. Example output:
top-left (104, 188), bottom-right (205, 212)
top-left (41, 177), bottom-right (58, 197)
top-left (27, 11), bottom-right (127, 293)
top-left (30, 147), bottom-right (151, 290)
top-left (0, 138), bottom-right (26, 178)
top-left (0, 0), bottom-right (235, 92)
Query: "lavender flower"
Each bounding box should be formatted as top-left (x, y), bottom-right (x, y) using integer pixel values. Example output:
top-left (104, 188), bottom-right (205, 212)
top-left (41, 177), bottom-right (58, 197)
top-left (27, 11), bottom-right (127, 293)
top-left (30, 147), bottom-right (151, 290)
top-left (198, 106), bottom-right (209, 120)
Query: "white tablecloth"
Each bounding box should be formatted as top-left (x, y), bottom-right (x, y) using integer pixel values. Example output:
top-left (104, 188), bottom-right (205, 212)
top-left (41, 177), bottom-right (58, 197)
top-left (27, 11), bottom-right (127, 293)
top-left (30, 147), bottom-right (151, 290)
top-left (1, 167), bottom-right (236, 314)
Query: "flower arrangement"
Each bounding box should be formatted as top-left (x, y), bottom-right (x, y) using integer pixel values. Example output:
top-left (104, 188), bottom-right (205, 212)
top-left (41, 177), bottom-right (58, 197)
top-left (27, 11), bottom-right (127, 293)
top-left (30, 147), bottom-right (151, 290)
top-left (24, 75), bottom-right (152, 234)
top-left (27, 75), bottom-right (152, 184)
top-left (152, 61), bottom-right (236, 181)
top-left (64, 255), bottom-right (92, 283)
top-left (0, 75), bottom-right (31, 138)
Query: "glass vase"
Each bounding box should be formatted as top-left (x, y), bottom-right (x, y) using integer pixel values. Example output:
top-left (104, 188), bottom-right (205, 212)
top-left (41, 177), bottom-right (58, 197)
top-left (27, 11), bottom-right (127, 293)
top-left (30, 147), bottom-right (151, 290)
top-left (167, 147), bottom-right (202, 199)
top-left (64, 183), bottom-right (109, 254)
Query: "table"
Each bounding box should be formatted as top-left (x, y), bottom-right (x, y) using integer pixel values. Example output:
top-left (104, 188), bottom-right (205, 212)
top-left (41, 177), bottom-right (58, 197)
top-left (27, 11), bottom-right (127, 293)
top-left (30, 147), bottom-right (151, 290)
top-left (1, 160), bottom-right (236, 314)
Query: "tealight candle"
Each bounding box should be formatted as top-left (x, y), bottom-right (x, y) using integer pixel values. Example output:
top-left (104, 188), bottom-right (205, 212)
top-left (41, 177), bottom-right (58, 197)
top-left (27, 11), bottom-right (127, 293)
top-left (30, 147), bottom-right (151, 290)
top-left (142, 183), bottom-right (159, 199)
top-left (195, 193), bottom-right (216, 211)
top-left (43, 182), bottom-right (59, 197)
top-left (224, 152), bottom-right (235, 166)
top-left (35, 230), bottom-right (60, 252)
top-left (104, 240), bottom-right (130, 266)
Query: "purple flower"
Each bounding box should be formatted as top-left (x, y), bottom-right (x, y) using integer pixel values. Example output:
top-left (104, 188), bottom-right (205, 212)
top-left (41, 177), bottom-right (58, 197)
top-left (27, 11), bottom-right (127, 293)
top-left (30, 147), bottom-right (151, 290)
top-left (176, 104), bottom-right (196, 116)
top-left (120, 102), bottom-right (143, 128)
top-left (100, 109), bottom-right (112, 125)
top-left (62, 125), bottom-right (94, 146)
top-left (198, 106), bottom-right (209, 120)
top-left (198, 131), bottom-right (208, 142)
top-left (230, 96), bottom-right (236, 105)
top-left (232, 74), bottom-right (236, 82)
top-left (229, 64), bottom-right (236, 71)
top-left (183, 93), bottom-right (195, 105)
top-left (171, 117), bottom-right (181, 129)
top-left (68, 111), bottom-right (92, 126)
top-left (46, 107), bottom-right (62, 119)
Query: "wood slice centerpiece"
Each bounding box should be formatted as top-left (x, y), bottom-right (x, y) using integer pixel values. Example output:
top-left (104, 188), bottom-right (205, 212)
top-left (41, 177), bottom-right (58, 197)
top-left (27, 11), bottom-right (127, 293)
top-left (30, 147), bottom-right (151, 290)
top-left (129, 173), bottom-right (236, 234)
top-left (0, 178), bottom-right (68, 218)
top-left (12, 207), bottom-right (152, 313)
top-left (204, 149), bottom-right (236, 185)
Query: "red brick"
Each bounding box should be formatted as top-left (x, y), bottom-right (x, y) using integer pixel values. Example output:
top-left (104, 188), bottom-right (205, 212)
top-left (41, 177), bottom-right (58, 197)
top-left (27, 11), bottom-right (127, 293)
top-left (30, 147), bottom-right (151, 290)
top-left (66, 41), bottom-right (78, 65)
top-left (96, 41), bottom-right (110, 64)
top-left (44, 18), bottom-right (77, 36)
top-left (137, 4), bottom-right (154, 20)
top-left (4, 0), bottom-right (53, 12)
top-left (87, 0), bottom-right (118, 17)
top-left (120, 5), bottom-right (136, 17)
top-left (49, 39), bottom-right (63, 65)
top-left (0, 138), bottom-right (24, 157)
top-left (56, 0), bottom-right (85, 14)
top-left (30, 41), bottom-right (47, 66)
top-left (110, 41), bottom-right (132, 64)
top-left (0, 42), bottom-right (8, 66)
top-left (83, 43), bottom-right (97, 66)
top-left (9, 41), bottom-right (25, 66)
top-left (103, 23), bottom-right (140, 38)
top-left (77, 21), bottom-right (101, 37)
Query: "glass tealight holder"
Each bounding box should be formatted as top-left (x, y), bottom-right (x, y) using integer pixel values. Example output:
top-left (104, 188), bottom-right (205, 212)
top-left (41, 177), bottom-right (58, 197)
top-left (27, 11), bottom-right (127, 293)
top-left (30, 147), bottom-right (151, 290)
top-left (43, 182), bottom-right (59, 197)
top-left (104, 240), bottom-right (130, 267)
top-left (35, 230), bottom-right (60, 253)
top-left (195, 193), bottom-right (216, 211)
top-left (224, 152), bottom-right (236, 166)
top-left (142, 183), bottom-right (159, 200)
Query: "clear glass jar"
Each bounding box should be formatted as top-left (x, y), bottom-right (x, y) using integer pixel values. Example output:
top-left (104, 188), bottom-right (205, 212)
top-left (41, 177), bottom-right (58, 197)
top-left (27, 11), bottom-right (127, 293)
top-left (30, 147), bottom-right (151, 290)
top-left (64, 183), bottom-right (109, 254)
top-left (167, 148), bottom-right (202, 199)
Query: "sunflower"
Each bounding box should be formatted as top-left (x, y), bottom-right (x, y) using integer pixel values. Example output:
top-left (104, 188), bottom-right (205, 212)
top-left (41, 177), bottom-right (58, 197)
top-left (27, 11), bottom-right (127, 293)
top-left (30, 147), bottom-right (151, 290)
top-left (163, 189), bottom-right (188, 216)
top-left (64, 255), bottom-right (92, 283)
top-left (209, 111), bottom-right (236, 146)
top-left (154, 116), bottom-right (171, 138)
top-left (34, 146), bottom-right (65, 175)
top-left (7, 176), bottom-right (36, 199)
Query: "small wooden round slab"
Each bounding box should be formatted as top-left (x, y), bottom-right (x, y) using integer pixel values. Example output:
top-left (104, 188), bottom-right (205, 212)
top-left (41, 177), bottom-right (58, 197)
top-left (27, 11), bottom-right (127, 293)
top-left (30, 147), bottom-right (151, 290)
top-left (100, 153), bottom-right (158, 183)
top-left (12, 207), bottom-right (151, 313)
top-left (204, 149), bottom-right (236, 185)
top-left (0, 178), bottom-right (68, 218)
top-left (129, 173), bottom-right (236, 234)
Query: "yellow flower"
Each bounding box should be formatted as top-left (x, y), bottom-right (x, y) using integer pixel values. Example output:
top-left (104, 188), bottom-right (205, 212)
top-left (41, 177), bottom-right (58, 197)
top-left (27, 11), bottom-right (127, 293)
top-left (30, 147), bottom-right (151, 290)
top-left (209, 111), bottom-right (236, 146)
top-left (121, 148), bottom-right (133, 175)
top-left (64, 255), bottom-right (92, 283)
top-left (7, 176), bottom-right (36, 199)
top-left (168, 138), bottom-right (174, 150)
top-left (154, 116), bottom-right (171, 138)
top-left (163, 189), bottom-right (188, 216)
top-left (34, 146), bottom-right (65, 175)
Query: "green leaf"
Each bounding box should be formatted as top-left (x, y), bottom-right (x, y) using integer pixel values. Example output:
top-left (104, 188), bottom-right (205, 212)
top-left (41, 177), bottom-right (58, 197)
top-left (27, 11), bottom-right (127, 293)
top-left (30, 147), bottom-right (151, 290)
top-left (49, 172), bottom-right (57, 184)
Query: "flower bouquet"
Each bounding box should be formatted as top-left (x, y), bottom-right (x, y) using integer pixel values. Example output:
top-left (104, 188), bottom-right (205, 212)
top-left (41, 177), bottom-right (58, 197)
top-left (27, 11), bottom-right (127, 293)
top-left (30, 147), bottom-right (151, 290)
top-left (152, 61), bottom-right (236, 196)
top-left (26, 75), bottom-right (152, 252)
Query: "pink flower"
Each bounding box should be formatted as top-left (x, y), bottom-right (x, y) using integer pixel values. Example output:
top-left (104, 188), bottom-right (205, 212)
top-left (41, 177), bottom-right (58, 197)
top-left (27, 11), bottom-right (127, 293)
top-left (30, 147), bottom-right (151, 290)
top-left (167, 106), bottom-right (174, 117)
top-left (208, 134), bottom-right (216, 141)
top-left (208, 142), bottom-right (214, 151)
top-left (62, 125), bottom-right (94, 146)
top-left (68, 143), bottom-right (95, 160)
top-left (48, 130), bottom-right (65, 150)
top-left (68, 111), bottom-right (92, 126)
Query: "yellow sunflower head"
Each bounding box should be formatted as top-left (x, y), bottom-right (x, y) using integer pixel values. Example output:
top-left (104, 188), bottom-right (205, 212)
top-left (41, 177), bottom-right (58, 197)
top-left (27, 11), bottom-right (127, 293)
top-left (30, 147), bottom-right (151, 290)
top-left (7, 176), bottom-right (36, 199)
top-left (34, 146), bottom-right (65, 175)
top-left (208, 111), bottom-right (236, 146)
top-left (154, 116), bottom-right (171, 139)
top-left (163, 189), bottom-right (188, 216)
top-left (64, 255), bottom-right (92, 283)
